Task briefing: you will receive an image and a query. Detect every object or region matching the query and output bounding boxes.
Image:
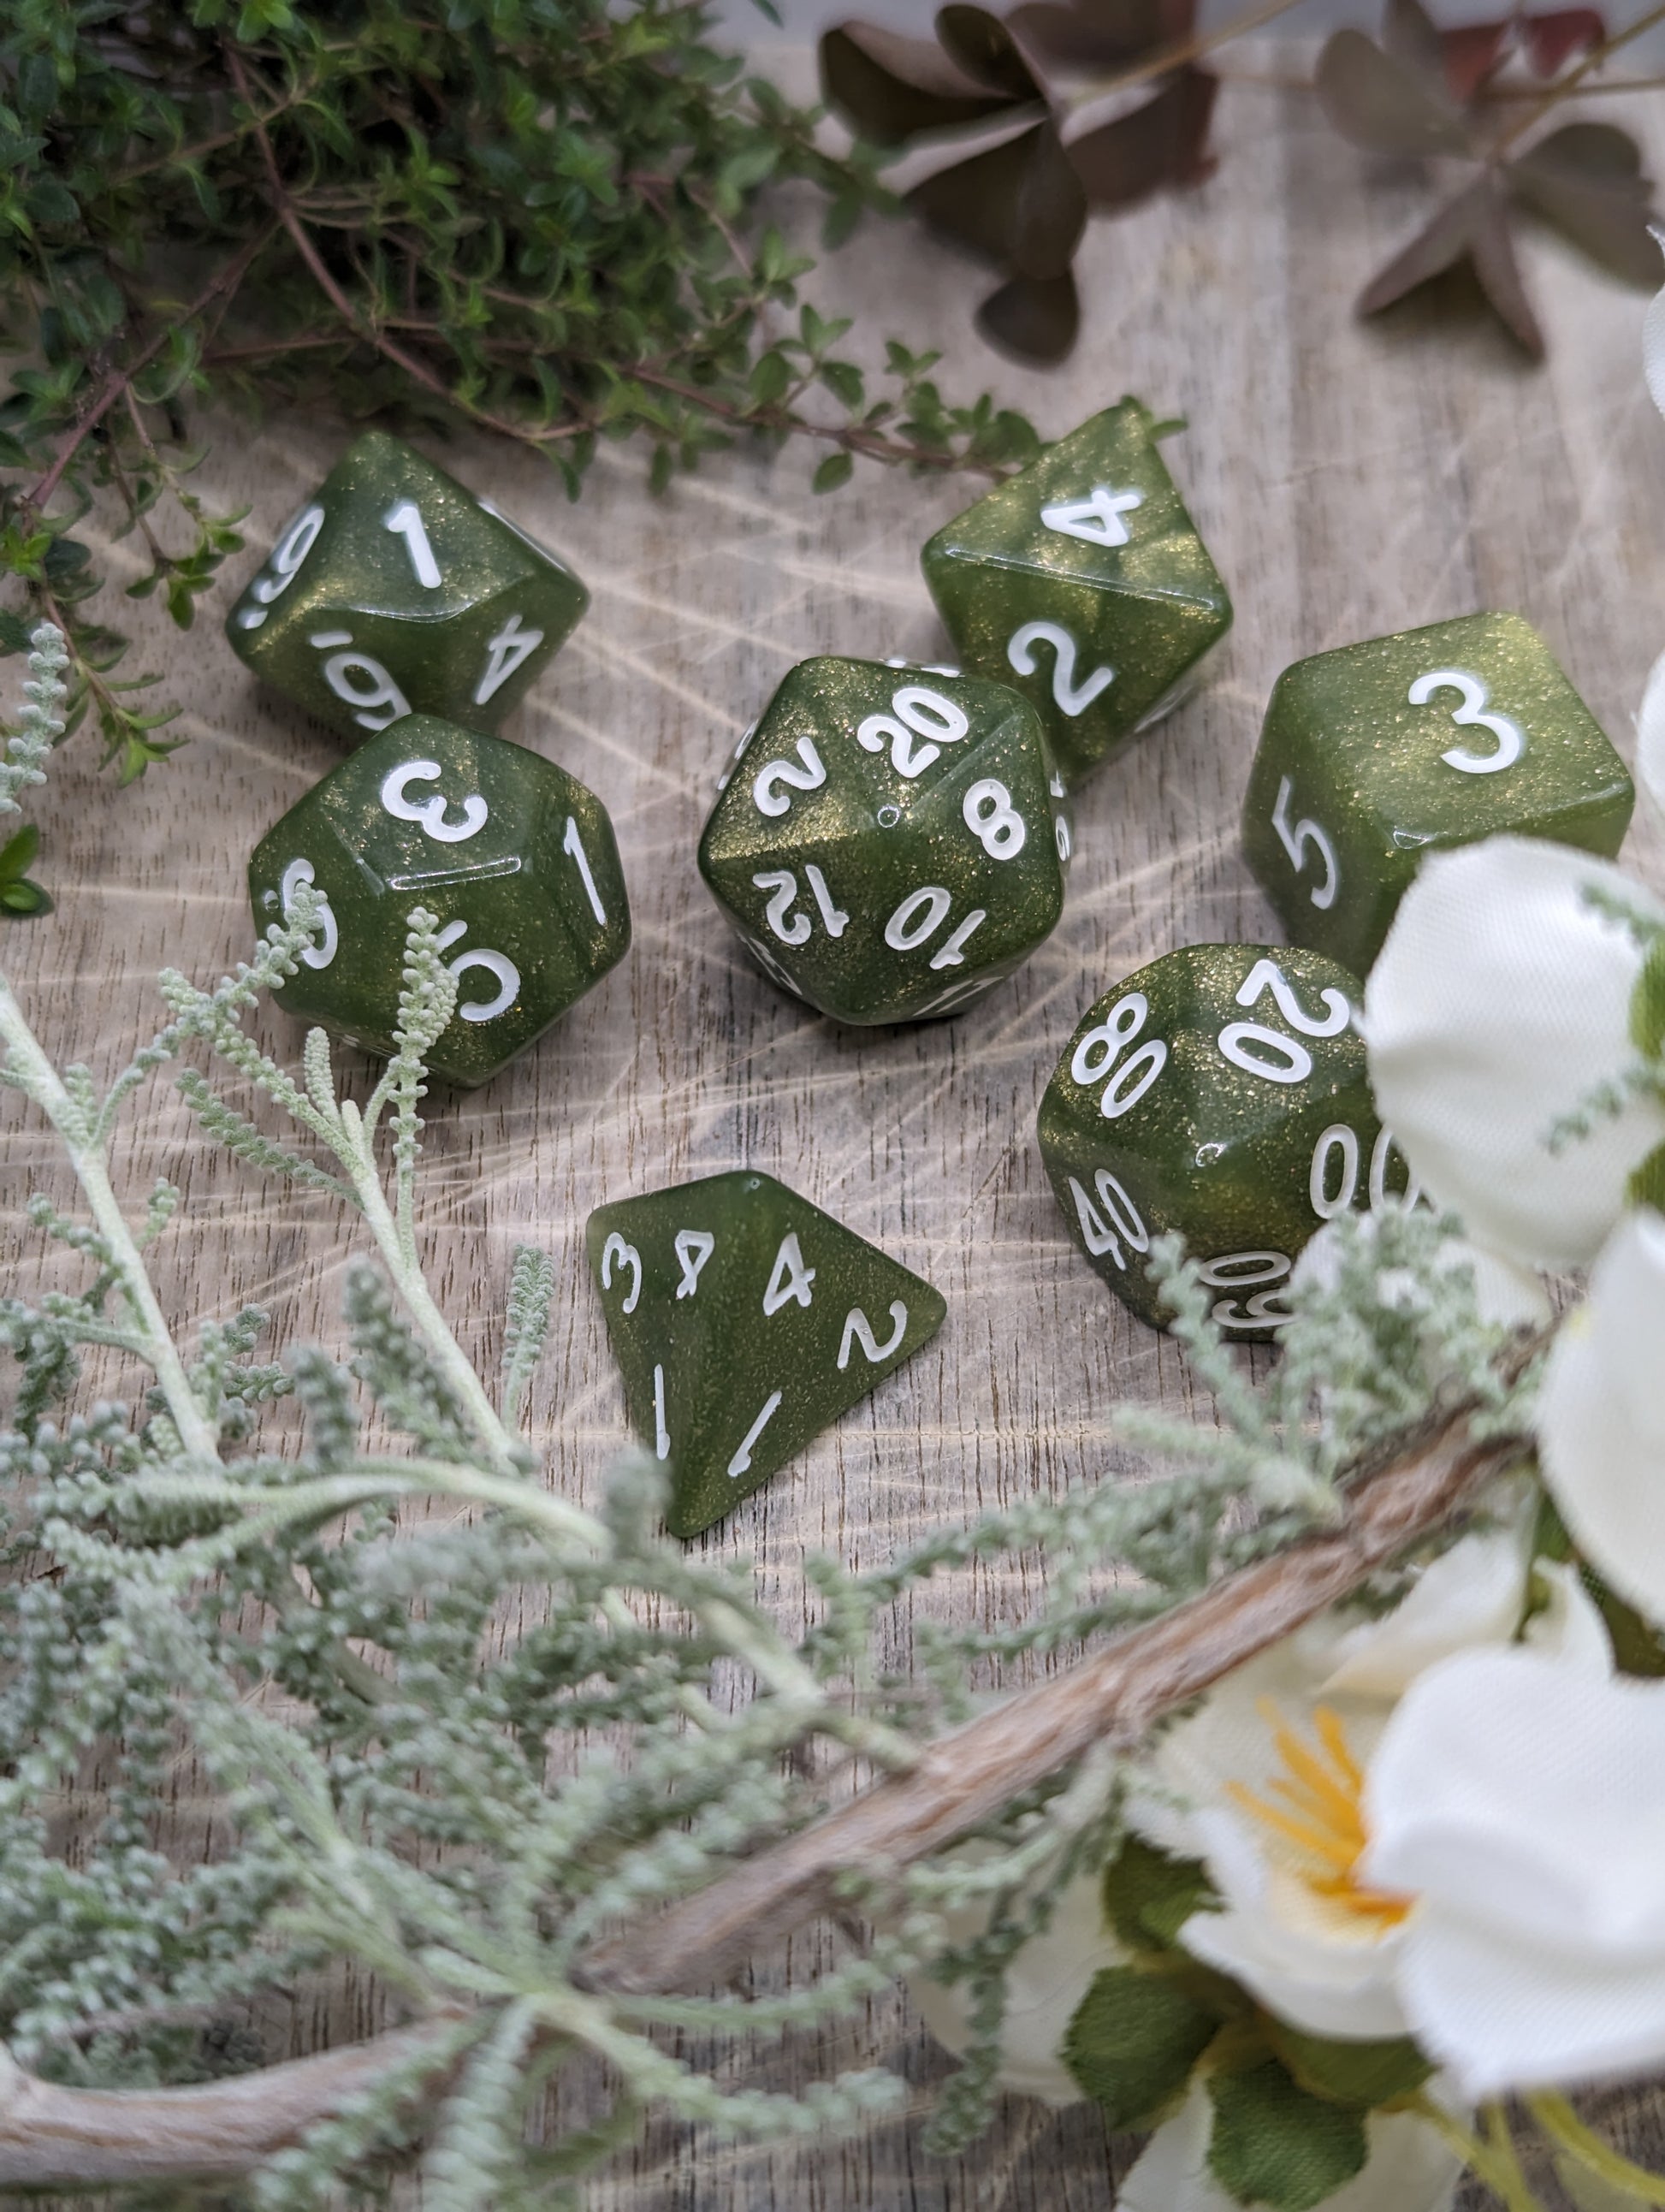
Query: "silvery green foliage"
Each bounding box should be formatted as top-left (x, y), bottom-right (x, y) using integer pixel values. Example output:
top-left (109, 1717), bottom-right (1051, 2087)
top-left (0, 629), bottom-right (1538, 2202)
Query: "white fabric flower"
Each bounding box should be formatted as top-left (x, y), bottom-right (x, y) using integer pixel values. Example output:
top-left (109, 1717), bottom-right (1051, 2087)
top-left (1290, 1215), bottom-right (1549, 1334)
top-left (904, 1859), bottom-right (1122, 2105)
top-left (1117, 2079), bottom-right (1462, 2212)
top-left (1364, 838), bottom-right (1665, 1269)
top-left (1361, 1645), bottom-right (1665, 2102)
top-left (1133, 1494), bottom-right (1541, 2042)
top-left (1538, 1207), bottom-right (1665, 1626)
top-left (1637, 644), bottom-right (1665, 821)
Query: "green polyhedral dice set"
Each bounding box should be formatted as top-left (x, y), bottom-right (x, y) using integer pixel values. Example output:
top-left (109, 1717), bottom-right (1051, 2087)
top-left (222, 401), bottom-right (1637, 1533)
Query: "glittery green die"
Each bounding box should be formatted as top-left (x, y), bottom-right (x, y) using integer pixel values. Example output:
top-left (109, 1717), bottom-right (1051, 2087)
top-left (920, 399), bottom-right (1232, 788)
top-left (249, 716), bottom-right (629, 1088)
top-left (1242, 612), bottom-right (1634, 981)
top-left (227, 431), bottom-right (588, 742)
top-left (587, 1171), bottom-right (946, 1537)
top-left (697, 656), bottom-right (1070, 1024)
top-left (1037, 943), bottom-right (1407, 1338)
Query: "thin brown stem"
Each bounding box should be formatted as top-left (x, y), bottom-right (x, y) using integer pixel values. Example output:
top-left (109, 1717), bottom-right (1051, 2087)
top-left (1490, 0), bottom-right (1665, 153)
top-left (1064, 0), bottom-right (1311, 115)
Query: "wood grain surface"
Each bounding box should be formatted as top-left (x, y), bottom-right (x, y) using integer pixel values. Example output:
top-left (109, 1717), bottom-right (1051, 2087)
top-left (7, 62), bottom-right (1665, 2209)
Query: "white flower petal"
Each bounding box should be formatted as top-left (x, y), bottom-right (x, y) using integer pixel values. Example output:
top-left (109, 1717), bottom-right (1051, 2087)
top-left (1539, 1211), bottom-right (1665, 1628)
top-left (1637, 645), bottom-right (1665, 821)
top-left (1644, 256), bottom-right (1665, 426)
top-left (1522, 1560), bottom-right (1613, 1674)
top-left (1366, 1651), bottom-right (1665, 2096)
top-left (1119, 2081), bottom-right (1463, 2212)
top-left (1365, 839), bottom-right (1665, 1269)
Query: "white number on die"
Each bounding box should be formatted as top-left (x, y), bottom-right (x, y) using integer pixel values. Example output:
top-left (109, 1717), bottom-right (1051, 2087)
top-left (963, 777), bottom-right (1027, 860)
top-left (382, 498), bottom-right (442, 589)
top-left (1067, 1168), bottom-right (1150, 1270)
top-left (1271, 775), bottom-right (1339, 910)
top-left (1199, 1249), bottom-right (1293, 1331)
top-left (238, 503), bottom-right (325, 627)
top-left (1309, 1123), bottom-right (1423, 1219)
top-left (885, 885), bottom-right (987, 970)
top-left (752, 864), bottom-right (849, 946)
top-left (1407, 667), bottom-right (1525, 775)
top-left (308, 631), bottom-right (411, 732)
top-left (432, 918), bottom-right (520, 1023)
top-left (838, 1300), bottom-right (909, 1369)
top-left (380, 758), bottom-right (489, 844)
top-left (856, 684), bottom-right (969, 780)
top-left (474, 613), bottom-right (544, 707)
top-left (1217, 957), bottom-right (1350, 1086)
top-left (1040, 484), bottom-right (1142, 549)
top-left (277, 857), bottom-right (338, 970)
top-left (1070, 991), bottom-right (1167, 1119)
top-left (601, 1232), bottom-right (642, 1314)
top-left (753, 735), bottom-right (827, 818)
top-left (562, 815), bottom-right (608, 927)
top-left (1007, 620), bottom-right (1116, 718)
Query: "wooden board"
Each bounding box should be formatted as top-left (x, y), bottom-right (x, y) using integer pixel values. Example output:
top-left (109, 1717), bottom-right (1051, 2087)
top-left (7, 63), bottom-right (1665, 2208)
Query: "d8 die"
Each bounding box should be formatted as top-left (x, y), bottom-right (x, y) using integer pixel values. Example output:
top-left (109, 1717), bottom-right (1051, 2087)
top-left (227, 431), bottom-right (588, 742)
top-left (698, 656), bottom-right (1070, 1024)
top-left (1242, 612), bottom-right (1633, 981)
top-left (587, 1170), bottom-right (946, 1537)
top-left (1038, 943), bottom-right (1410, 1337)
top-left (249, 716), bottom-right (629, 1088)
top-left (921, 398), bottom-right (1232, 788)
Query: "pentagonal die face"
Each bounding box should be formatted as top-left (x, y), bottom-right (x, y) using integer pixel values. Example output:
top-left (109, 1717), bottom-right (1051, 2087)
top-left (921, 398), bottom-right (1232, 789)
top-left (697, 656), bottom-right (1070, 1025)
top-left (1242, 611), bottom-right (1634, 981)
top-left (227, 430), bottom-right (589, 742)
top-left (249, 717), bottom-right (630, 1088)
top-left (1038, 943), bottom-right (1413, 1338)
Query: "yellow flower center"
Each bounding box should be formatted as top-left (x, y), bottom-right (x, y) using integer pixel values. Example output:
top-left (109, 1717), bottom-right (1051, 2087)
top-left (1228, 1700), bottom-right (1412, 1929)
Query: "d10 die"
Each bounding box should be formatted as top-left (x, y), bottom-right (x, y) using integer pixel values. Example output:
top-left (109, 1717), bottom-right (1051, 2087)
top-left (921, 398), bottom-right (1232, 788)
top-left (1038, 943), bottom-right (1411, 1337)
top-left (587, 1171), bottom-right (946, 1537)
top-left (1243, 612), bottom-right (1633, 981)
top-left (227, 430), bottom-right (588, 742)
top-left (249, 716), bottom-right (629, 1088)
top-left (698, 656), bottom-right (1070, 1024)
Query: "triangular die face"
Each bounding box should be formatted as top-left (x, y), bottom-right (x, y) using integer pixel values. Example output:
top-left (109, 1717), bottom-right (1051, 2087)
top-left (922, 398), bottom-right (1229, 617)
top-left (586, 1171), bottom-right (945, 1538)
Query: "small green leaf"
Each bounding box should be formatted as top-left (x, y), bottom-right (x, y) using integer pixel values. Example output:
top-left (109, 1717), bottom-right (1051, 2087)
top-left (0, 878), bottom-right (49, 917)
top-left (811, 450), bottom-right (853, 493)
top-left (1062, 1966), bottom-right (1218, 2128)
top-left (1102, 1834), bottom-right (1218, 1951)
top-left (1270, 2025), bottom-right (1431, 2109)
top-left (1207, 2061), bottom-right (1369, 2211)
top-left (0, 822), bottom-right (41, 882)
top-left (818, 359), bottom-right (864, 408)
top-left (1632, 939), bottom-right (1665, 1059)
top-left (748, 349), bottom-right (791, 406)
top-left (0, 608), bottom-right (33, 655)
top-left (1627, 1140), bottom-right (1665, 1213)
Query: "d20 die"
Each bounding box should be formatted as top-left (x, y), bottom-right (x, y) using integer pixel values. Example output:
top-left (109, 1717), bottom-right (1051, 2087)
top-left (249, 716), bottom-right (629, 1088)
top-left (227, 430), bottom-right (588, 742)
top-left (921, 398), bottom-right (1232, 788)
top-left (1243, 612), bottom-right (1633, 981)
top-left (587, 1171), bottom-right (946, 1537)
top-left (698, 656), bottom-right (1070, 1024)
top-left (1038, 943), bottom-right (1412, 1338)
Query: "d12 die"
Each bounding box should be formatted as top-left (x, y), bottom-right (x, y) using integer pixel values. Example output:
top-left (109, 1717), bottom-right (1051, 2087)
top-left (227, 431), bottom-right (588, 742)
top-left (587, 1171), bottom-right (946, 1537)
top-left (697, 656), bottom-right (1070, 1024)
top-left (1242, 612), bottom-right (1633, 981)
top-left (249, 716), bottom-right (629, 1088)
top-left (1038, 943), bottom-right (1412, 1337)
top-left (921, 398), bottom-right (1232, 788)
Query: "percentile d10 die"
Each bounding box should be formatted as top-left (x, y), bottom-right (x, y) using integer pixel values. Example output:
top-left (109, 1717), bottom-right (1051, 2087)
top-left (921, 398), bottom-right (1232, 788)
top-left (249, 716), bottom-right (630, 1088)
top-left (1038, 943), bottom-right (1414, 1338)
top-left (1243, 612), bottom-right (1633, 980)
top-left (699, 655), bottom-right (1071, 1023)
top-left (587, 1171), bottom-right (946, 1537)
top-left (227, 430), bottom-right (588, 742)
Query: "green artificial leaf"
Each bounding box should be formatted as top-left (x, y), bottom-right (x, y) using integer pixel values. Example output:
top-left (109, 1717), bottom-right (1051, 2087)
top-left (0, 821), bottom-right (41, 883)
top-left (1062, 1965), bottom-right (1218, 2127)
top-left (812, 450), bottom-right (854, 492)
top-left (0, 608), bottom-right (33, 655)
top-left (1270, 2024), bottom-right (1432, 2109)
top-left (1628, 1140), bottom-right (1665, 1214)
top-left (0, 876), bottom-right (50, 916)
top-left (1101, 1832), bottom-right (1218, 1951)
top-left (1207, 2061), bottom-right (1370, 2210)
top-left (1630, 938), bottom-right (1665, 1060)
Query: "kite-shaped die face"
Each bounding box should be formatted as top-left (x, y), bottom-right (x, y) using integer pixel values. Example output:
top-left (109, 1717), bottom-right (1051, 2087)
top-left (587, 1171), bottom-right (946, 1537)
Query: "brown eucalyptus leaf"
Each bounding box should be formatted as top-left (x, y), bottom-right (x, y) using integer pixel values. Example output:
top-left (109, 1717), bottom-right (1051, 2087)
top-left (934, 5), bottom-right (1044, 98)
top-left (1004, 0), bottom-right (1194, 68)
top-left (1509, 128), bottom-right (1661, 287)
top-left (1437, 20), bottom-right (1508, 103)
top-left (907, 119), bottom-right (1087, 276)
top-left (1316, 30), bottom-right (1471, 157)
top-left (1381, 0), bottom-right (1447, 89)
top-left (976, 269), bottom-right (1081, 361)
top-left (820, 21), bottom-right (1019, 145)
top-left (1066, 68), bottom-right (1218, 207)
top-left (1359, 178), bottom-right (1544, 355)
